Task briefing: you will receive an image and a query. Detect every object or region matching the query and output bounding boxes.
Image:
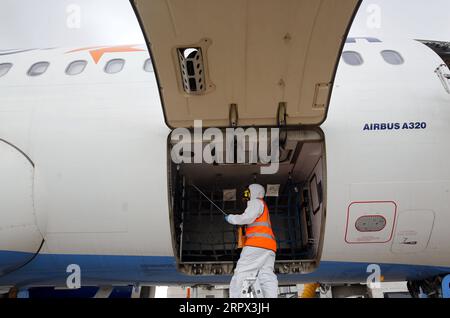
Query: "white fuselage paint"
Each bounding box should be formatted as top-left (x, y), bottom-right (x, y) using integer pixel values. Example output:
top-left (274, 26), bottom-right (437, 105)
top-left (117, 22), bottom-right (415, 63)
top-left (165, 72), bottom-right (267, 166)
top-left (324, 39), bottom-right (450, 267)
top-left (0, 40), bottom-right (449, 282)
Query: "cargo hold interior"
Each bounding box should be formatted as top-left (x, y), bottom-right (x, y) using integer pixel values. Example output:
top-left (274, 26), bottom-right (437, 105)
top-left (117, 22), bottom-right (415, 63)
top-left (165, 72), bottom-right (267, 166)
top-left (168, 129), bottom-right (326, 275)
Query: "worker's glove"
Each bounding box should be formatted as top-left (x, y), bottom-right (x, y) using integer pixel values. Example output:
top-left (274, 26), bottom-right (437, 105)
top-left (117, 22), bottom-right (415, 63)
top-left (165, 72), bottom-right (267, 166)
top-left (224, 215), bottom-right (230, 223)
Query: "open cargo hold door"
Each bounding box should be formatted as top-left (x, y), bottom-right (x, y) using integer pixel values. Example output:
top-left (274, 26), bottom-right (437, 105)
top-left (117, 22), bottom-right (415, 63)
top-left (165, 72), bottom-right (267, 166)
top-left (132, 0), bottom-right (361, 128)
top-left (132, 0), bottom-right (360, 276)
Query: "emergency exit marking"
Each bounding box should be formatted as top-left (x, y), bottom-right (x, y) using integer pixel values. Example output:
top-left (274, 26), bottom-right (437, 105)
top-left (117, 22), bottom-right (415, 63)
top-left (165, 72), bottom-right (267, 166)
top-left (345, 201), bottom-right (397, 244)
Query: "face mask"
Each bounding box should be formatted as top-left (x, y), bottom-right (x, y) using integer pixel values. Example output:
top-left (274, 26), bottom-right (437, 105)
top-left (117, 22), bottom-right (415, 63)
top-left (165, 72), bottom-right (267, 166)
top-left (243, 188), bottom-right (251, 201)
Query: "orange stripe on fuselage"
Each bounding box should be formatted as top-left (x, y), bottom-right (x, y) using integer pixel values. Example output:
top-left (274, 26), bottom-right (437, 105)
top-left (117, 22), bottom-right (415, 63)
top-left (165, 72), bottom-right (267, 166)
top-left (66, 45), bottom-right (145, 64)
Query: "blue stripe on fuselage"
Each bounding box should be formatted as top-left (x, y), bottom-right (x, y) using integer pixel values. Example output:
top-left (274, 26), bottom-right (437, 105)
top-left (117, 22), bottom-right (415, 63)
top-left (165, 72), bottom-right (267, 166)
top-left (1, 250), bottom-right (449, 287)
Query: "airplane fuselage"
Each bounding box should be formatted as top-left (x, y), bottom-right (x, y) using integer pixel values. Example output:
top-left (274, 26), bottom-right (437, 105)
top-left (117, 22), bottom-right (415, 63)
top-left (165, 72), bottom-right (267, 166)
top-left (0, 39), bottom-right (450, 287)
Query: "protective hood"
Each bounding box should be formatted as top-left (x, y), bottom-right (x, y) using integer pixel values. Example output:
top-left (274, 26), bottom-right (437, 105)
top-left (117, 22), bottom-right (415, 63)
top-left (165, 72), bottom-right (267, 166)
top-left (249, 184), bottom-right (265, 200)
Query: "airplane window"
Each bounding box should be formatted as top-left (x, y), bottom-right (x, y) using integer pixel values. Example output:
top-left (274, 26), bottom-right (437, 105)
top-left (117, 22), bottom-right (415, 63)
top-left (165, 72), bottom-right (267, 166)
top-left (342, 51), bottom-right (364, 66)
top-left (346, 37), bottom-right (382, 43)
top-left (381, 50), bottom-right (404, 65)
top-left (0, 63), bottom-right (13, 77)
top-left (143, 58), bottom-right (154, 72)
top-left (27, 61), bottom-right (50, 76)
top-left (66, 60), bottom-right (87, 76)
top-left (104, 59), bottom-right (125, 74)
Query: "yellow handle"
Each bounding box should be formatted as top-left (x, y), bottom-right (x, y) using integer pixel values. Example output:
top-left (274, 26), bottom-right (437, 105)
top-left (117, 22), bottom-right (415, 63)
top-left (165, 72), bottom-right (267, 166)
top-left (237, 226), bottom-right (246, 249)
top-left (300, 283), bottom-right (320, 298)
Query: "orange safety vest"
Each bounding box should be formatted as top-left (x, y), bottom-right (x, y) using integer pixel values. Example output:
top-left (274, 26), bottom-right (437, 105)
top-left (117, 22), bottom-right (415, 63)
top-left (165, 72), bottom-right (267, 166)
top-left (244, 199), bottom-right (277, 252)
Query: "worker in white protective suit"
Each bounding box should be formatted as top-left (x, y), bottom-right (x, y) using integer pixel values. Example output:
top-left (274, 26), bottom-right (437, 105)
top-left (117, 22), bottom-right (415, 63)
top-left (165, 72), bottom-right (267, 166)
top-left (225, 184), bottom-right (278, 298)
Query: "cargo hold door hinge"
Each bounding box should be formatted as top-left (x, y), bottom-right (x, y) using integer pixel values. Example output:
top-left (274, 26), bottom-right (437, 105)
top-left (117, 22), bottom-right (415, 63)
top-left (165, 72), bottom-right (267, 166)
top-left (229, 104), bottom-right (239, 127)
top-left (277, 102), bottom-right (287, 127)
top-left (277, 102), bottom-right (288, 148)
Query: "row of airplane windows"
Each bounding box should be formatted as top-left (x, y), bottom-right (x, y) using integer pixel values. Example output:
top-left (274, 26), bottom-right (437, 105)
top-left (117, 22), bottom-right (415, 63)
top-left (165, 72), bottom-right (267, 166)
top-left (0, 58), bottom-right (154, 78)
top-left (0, 50), bottom-right (404, 78)
top-left (343, 50), bottom-right (405, 66)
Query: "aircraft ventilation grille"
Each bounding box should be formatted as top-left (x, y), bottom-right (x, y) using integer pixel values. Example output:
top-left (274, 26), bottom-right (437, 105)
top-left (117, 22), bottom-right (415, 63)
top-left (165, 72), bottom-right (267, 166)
top-left (177, 47), bottom-right (206, 94)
